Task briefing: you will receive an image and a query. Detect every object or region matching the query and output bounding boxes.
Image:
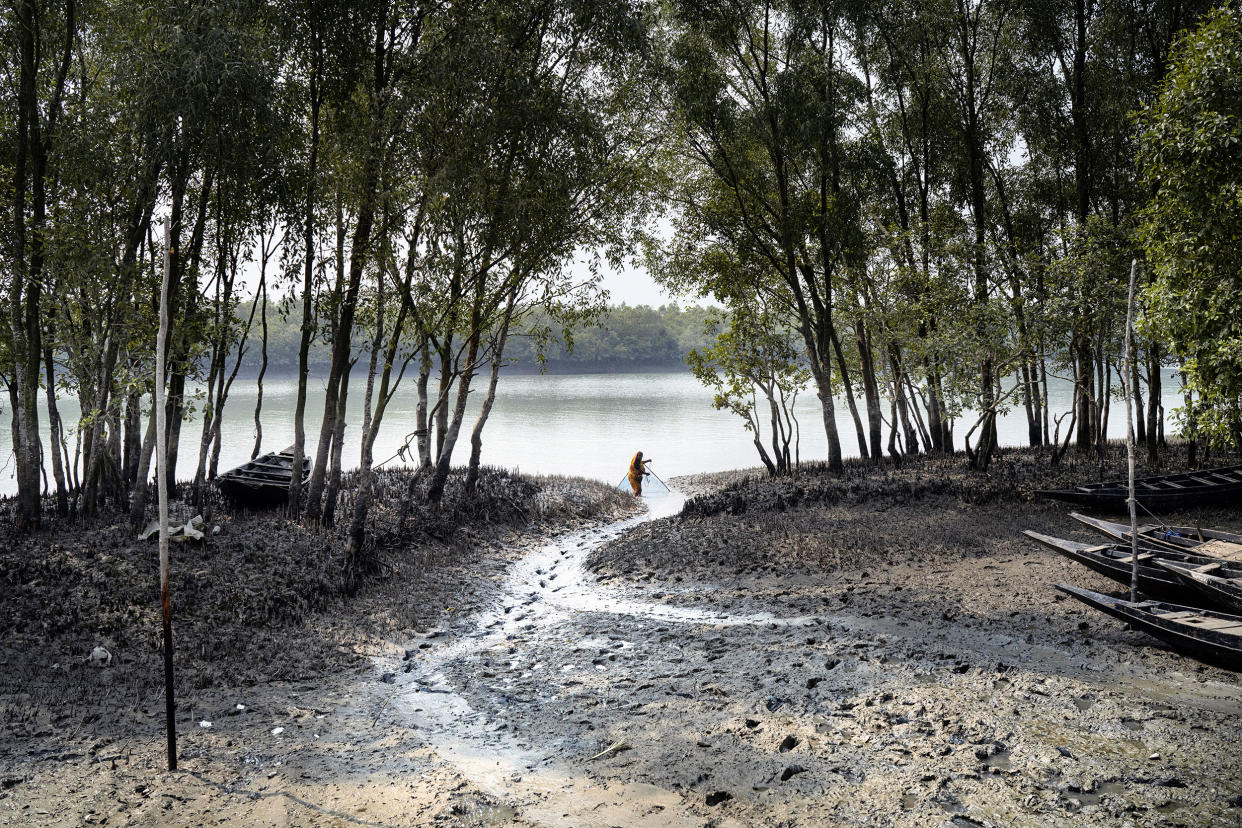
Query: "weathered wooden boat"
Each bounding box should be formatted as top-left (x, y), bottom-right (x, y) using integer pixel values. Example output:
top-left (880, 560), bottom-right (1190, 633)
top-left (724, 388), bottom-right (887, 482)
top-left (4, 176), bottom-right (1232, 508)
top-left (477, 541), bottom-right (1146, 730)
top-left (215, 448), bottom-right (309, 506)
top-left (1035, 464), bottom-right (1242, 512)
top-left (1070, 512), bottom-right (1242, 560)
top-left (1155, 560), bottom-right (1242, 615)
top-left (1023, 530), bottom-right (1212, 602)
top-left (1055, 583), bottom-right (1242, 670)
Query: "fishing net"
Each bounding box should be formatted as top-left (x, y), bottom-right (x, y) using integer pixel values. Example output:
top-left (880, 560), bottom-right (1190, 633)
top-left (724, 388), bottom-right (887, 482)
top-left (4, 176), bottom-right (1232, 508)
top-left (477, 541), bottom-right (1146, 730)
top-left (615, 468), bottom-right (671, 493)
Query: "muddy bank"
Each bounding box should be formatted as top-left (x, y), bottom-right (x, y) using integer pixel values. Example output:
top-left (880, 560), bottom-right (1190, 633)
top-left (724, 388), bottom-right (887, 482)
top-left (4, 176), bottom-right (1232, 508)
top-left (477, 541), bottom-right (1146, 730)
top-left (0, 468), bottom-right (632, 824)
top-left (576, 450), bottom-right (1242, 825)
top-left (5, 450), bottom-right (1242, 827)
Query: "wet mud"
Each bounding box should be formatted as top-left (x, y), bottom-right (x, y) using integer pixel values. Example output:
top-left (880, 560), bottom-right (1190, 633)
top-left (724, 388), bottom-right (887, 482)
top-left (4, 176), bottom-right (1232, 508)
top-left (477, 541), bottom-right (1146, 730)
top-left (5, 455), bottom-right (1242, 826)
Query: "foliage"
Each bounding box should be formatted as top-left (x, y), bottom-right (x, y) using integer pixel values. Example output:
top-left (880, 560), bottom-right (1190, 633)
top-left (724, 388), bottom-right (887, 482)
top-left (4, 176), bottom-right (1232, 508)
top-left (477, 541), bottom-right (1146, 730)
top-left (686, 303), bottom-right (810, 475)
top-left (1138, 4), bottom-right (1242, 446)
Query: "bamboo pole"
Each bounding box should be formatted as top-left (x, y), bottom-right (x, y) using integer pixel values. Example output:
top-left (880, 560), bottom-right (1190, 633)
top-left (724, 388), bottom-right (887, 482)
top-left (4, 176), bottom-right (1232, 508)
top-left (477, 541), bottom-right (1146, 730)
top-left (156, 223), bottom-right (177, 770)
top-left (1123, 258), bottom-right (1140, 602)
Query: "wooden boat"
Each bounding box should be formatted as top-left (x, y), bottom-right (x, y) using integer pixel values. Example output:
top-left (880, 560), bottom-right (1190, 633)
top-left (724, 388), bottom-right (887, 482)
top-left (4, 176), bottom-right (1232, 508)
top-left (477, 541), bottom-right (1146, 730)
top-left (1070, 512), bottom-right (1242, 560)
top-left (1155, 560), bottom-right (1242, 614)
top-left (215, 448), bottom-right (309, 506)
top-left (1035, 464), bottom-right (1242, 512)
top-left (1023, 530), bottom-right (1211, 602)
top-left (1055, 583), bottom-right (1242, 670)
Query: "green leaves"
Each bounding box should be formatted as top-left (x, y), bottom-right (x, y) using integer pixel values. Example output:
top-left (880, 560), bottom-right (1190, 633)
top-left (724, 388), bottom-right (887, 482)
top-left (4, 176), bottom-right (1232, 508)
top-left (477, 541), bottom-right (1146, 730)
top-left (1138, 5), bottom-right (1242, 446)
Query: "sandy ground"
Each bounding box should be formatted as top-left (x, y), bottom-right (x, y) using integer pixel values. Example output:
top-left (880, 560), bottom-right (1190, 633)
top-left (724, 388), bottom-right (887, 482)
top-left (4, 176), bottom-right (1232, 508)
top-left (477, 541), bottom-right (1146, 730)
top-left (4, 454), bottom-right (1242, 826)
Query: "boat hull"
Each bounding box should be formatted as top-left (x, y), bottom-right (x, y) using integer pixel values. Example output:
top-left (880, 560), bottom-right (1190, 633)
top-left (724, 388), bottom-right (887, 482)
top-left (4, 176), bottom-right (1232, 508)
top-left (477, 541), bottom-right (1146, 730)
top-left (1070, 512), bottom-right (1242, 558)
top-left (1023, 531), bottom-right (1211, 604)
top-left (1056, 583), bottom-right (1242, 671)
top-left (215, 449), bottom-right (310, 507)
top-left (1156, 561), bottom-right (1242, 615)
top-left (1037, 464), bottom-right (1242, 513)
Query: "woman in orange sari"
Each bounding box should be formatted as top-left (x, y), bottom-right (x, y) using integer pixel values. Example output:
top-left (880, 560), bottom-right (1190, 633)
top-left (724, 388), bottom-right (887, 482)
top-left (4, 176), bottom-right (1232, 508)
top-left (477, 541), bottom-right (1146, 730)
top-left (628, 451), bottom-right (650, 496)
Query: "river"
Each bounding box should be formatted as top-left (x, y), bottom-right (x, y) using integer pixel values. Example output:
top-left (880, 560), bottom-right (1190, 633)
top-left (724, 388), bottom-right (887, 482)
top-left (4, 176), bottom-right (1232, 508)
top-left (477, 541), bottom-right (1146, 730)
top-left (0, 368), bottom-right (1186, 496)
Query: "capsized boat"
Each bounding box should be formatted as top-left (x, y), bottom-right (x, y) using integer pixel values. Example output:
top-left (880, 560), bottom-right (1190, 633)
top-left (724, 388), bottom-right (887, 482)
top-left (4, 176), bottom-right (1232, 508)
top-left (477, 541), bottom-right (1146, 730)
top-left (1023, 530), bottom-right (1209, 603)
top-left (1056, 583), bottom-right (1242, 671)
top-left (1035, 464), bottom-right (1242, 512)
top-left (215, 447), bottom-right (310, 506)
top-left (1070, 512), bottom-right (1242, 560)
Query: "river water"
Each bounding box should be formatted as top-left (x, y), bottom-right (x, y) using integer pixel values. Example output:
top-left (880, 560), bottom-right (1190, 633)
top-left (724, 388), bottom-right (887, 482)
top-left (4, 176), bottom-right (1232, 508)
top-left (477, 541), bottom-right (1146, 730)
top-left (0, 368), bottom-right (1186, 496)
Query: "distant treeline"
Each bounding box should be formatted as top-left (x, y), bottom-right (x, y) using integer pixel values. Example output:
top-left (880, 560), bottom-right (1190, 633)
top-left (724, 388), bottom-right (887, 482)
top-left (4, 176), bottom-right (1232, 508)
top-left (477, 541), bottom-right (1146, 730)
top-left (235, 302), bottom-right (721, 376)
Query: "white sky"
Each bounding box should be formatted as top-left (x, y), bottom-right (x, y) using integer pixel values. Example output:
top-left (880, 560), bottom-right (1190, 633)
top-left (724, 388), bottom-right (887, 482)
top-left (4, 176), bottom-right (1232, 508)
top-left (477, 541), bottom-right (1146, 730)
top-left (596, 259), bottom-right (681, 306)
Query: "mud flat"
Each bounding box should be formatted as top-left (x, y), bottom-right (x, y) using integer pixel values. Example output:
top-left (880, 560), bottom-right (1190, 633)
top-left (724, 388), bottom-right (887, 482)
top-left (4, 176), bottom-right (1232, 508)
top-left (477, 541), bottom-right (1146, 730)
top-left (4, 451), bottom-right (1242, 826)
top-left (583, 454), bottom-right (1242, 826)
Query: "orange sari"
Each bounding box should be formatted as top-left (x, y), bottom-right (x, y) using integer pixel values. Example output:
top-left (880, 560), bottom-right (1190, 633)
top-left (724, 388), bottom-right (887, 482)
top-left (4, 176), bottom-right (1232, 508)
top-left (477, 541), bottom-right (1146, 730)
top-left (627, 453), bottom-right (645, 495)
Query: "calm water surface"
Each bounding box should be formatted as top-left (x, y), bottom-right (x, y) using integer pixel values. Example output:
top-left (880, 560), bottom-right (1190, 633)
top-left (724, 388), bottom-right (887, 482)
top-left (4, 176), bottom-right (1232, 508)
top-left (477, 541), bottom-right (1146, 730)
top-left (1, 369), bottom-right (1186, 496)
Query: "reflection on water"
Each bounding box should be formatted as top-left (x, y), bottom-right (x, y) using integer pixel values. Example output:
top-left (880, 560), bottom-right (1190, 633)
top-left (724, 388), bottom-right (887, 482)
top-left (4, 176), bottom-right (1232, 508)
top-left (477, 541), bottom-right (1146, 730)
top-left (0, 368), bottom-right (1186, 495)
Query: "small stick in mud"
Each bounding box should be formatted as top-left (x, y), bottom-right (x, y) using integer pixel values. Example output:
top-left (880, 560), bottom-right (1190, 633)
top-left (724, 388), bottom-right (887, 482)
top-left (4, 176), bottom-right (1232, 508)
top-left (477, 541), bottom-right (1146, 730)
top-left (588, 740), bottom-right (631, 761)
top-left (373, 689), bottom-right (399, 727)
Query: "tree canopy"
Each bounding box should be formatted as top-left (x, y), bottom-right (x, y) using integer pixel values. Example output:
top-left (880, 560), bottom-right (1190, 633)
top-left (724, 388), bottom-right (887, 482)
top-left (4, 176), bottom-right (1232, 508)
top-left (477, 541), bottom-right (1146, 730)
top-left (1138, 5), bottom-right (1242, 445)
top-left (2, 0), bottom-right (1239, 532)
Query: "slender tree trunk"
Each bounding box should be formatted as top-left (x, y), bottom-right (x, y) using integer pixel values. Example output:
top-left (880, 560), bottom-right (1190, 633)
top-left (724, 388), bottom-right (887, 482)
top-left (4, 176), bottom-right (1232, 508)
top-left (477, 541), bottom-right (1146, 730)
top-left (427, 332), bottom-right (480, 506)
top-left (253, 270), bottom-right (269, 459)
top-left (309, 185), bottom-right (384, 519)
top-left (415, 342), bottom-right (432, 468)
top-left (465, 292), bottom-right (517, 495)
top-left (853, 317), bottom-right (884, 462)
top-left (289, 55), bottom-right (322, 516)
top-left (346, 273), bottom-right (390, 569)
top-left (434, 339), bottom-right (453, 462)
top-left (123, 388), bottom-right (142, 485)
top-left (1040, 351), bottom-right (1051, 446)
top-left (193, 347), bottom-right (222, 491)
top-left (165, 169), bottom-right (214, 494)
top-left (1074, 332), bottom-right (1094, 452)
top-left (1146, 344), bottom-right (1161, 462)
top-left (128, 397), bottom-right (158, 525)
top-left (155, 222), bottom-right (177, 771)
top-left (43, 347), bottom-right (69, 514)
top-left (887, 395), bottom-right (900, 460)
top-left (323, 359), bottom-right (353, 526)
top-left (807, 354), bottom-right (844, 473)
top-left (828, 324), bottom-right (867, 459)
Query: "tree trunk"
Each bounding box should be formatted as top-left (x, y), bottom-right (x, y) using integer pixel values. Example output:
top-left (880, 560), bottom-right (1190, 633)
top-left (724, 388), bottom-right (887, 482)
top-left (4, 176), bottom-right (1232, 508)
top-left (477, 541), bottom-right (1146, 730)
top-left (465, 291), bottom-right (517, 495)
top-left (253, 268), bottom-right (269, 459)
top-left (289, 54), bottom-right (322, 516)
top-left (1074, 333), bottom-right (1094, 452)
top-left (427, 332), bottom-right (480, 506)
top-left (415, 342), bottom-right (432, 468)
top-left (828, 324), bottom-right (867, 460)
top-left (346, 271), bottom-right (393, 569)
top-left (853, 317), bottom-right (884, 462)
top-left (123, 389), bottom-right (142, 485)
top-left (1146, 344), bottom-right (1161, 462)
top-left (434, 338), bottom-right (453, 462)
top-left (43, 347), bottom-right (69, 514)
top-left (193, 344), bottom-right (222, 492)
top-left (323, 359), bottom-right (353, 527)
top-left (128, 398), bottom-right (158, 525)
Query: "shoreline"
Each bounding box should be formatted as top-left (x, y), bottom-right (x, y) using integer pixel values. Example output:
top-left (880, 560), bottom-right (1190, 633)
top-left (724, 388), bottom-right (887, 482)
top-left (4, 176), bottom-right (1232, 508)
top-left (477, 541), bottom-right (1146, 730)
top-left (4, 450), bottom-right (1242, 826)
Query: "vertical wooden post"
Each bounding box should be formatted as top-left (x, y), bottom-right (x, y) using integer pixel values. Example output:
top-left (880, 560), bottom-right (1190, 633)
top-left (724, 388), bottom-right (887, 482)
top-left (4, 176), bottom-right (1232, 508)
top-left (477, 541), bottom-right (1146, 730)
top-left (156, 223), bottom-right (177, 770)
top-left (1123, 258), bottom-right (1140, 602)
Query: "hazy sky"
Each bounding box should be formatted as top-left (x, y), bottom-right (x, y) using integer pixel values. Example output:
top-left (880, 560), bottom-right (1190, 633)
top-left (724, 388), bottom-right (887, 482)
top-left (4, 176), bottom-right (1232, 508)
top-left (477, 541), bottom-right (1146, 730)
top-left (597, 260), bottom-right (678, 306)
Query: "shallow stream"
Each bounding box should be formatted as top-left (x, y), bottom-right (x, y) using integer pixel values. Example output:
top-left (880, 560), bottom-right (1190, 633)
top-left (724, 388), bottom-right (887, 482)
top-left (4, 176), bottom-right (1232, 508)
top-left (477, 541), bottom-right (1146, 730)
top-left (381, 490), bottom-right (820, 826)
